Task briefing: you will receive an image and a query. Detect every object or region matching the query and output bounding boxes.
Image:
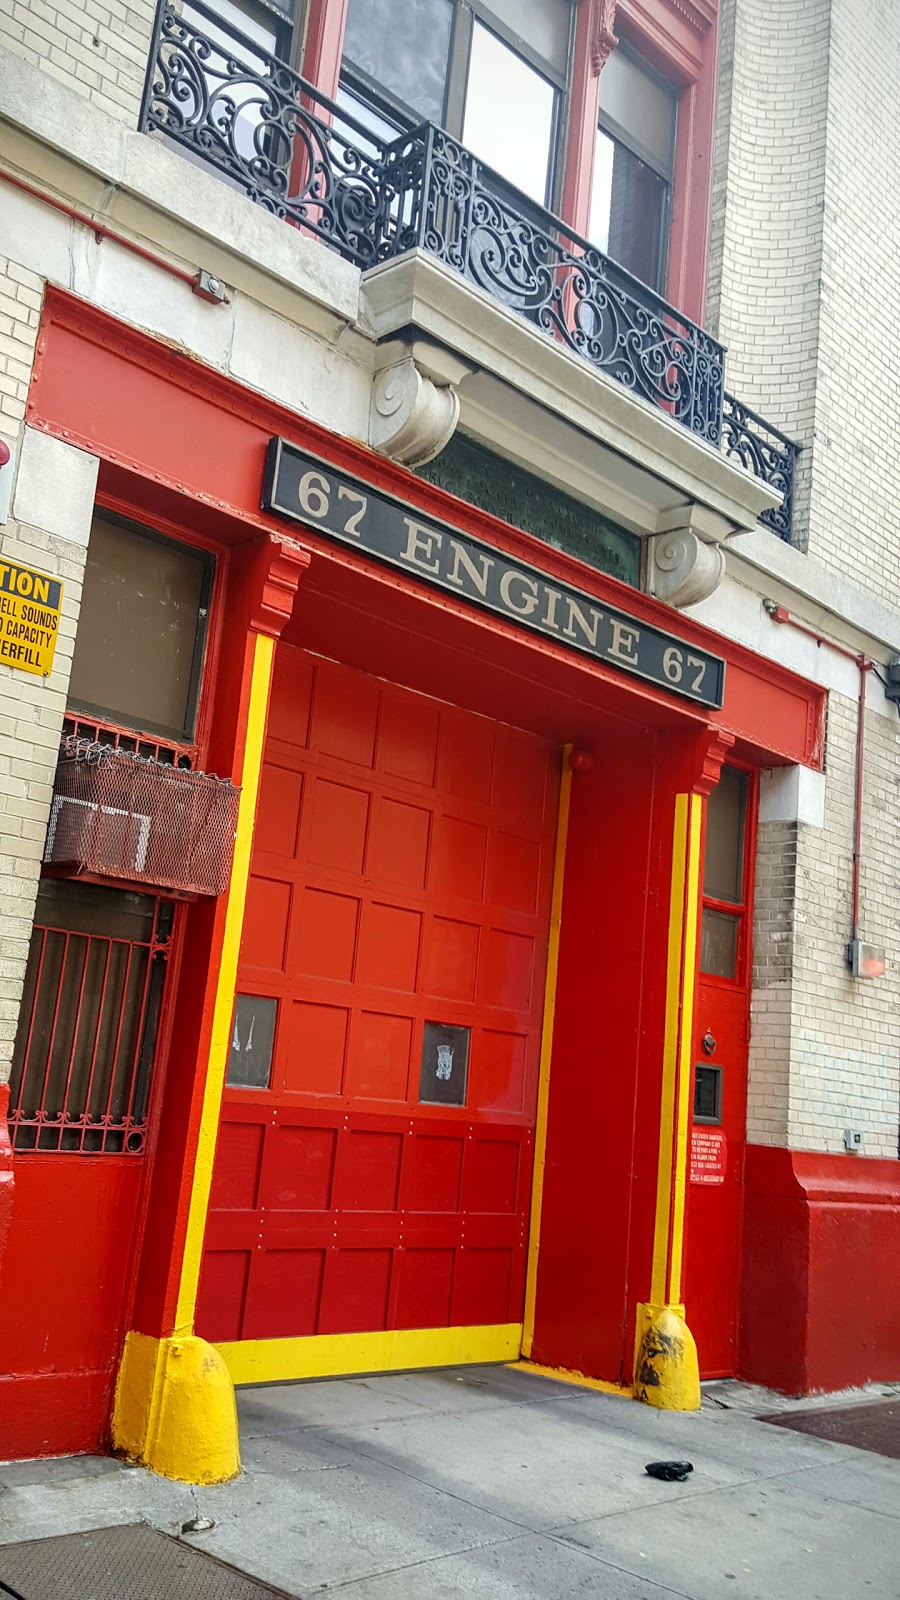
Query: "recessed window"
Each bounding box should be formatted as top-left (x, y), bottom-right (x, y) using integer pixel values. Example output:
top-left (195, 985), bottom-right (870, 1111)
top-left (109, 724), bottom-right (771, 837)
top-left (590, 45), bottom-right (678, 292)
top-left (178, 0), bottom-right (297, 169)
top-left (704, 767), bottom-right (747, 903)
top-left (342, 0), bottom-right (453, 125)
top-left (693, 1064), bottom-right (722, 1125)
top-left (227, 994), bottom-right (278, 1090)
top-left (462, 22), bottom-right (557, 205)
top-left (68, 515), bottom-right (213, 742)
top-left (420, 1022), bottom-right (470, 1106)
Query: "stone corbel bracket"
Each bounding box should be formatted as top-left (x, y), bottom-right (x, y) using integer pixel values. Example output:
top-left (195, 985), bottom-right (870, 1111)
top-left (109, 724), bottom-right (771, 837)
top-left (370, 353), bottom-right (462, 468)
top-left (648, 503), bottom-right (730, 609)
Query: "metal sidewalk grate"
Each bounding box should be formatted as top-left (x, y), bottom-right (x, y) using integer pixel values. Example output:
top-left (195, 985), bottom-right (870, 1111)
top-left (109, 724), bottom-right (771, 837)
top-left (0, 1524), bottom-right (296, 1599)
top-left (760, 1396), bottom-right (900, 1460)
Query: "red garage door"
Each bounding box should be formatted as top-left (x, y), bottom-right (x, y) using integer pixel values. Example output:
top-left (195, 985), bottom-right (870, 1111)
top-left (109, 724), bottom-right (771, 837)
top-left (196, 648), bottom-right (559, 1350)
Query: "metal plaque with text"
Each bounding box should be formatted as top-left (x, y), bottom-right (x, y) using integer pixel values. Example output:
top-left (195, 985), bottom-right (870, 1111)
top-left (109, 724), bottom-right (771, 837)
top-left (263, 439), bottom-right (725, 710)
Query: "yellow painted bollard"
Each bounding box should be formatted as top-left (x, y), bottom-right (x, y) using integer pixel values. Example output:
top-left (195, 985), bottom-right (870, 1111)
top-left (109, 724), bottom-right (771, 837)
top-left (634, 1304), bottom-right (701, 1412)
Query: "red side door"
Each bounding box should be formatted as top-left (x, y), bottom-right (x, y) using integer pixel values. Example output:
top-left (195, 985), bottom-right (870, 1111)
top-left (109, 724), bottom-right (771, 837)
top-left (685, 766), bottom-right (755, 1379)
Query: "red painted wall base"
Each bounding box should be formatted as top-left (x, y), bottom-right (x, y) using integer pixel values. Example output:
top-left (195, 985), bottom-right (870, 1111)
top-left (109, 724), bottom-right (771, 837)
top-left (0, 1372), bottom-right (112, 1459)
top-left (740, 1145), bottom-right (900, 1395)
top-left (0, 1157), bottom-right (142, 1461)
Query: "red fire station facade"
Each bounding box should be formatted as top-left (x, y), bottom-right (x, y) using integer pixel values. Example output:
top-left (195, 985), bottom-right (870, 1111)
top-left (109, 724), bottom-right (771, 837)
top-left (0, 287), bottom-right (859, 1472)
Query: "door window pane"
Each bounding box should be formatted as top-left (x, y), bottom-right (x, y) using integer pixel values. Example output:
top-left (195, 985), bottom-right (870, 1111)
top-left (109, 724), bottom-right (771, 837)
top-left (462, 20), bottom-right (556, 204)
top-left (227, 994), bottom-right (278, 1089)
top-left (68, 517), bottom-right (211, 741)
top-left (704, 768), bottom-right (747, 904)
top-left (591, 129), bottom-right (667, 288)
top-left (701, 909), bottom-right (739, 979)
top-left (342, 0), bottom-right (453, 123)
top-left (420, 1022), bottom-right (470, 1106)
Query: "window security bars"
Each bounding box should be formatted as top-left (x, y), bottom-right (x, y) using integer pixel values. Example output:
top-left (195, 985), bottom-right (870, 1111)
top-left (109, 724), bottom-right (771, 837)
top-left (141, 0), bottom-right (796, 533)
top-left (8, 900), bottom-right (170, 1155)
top-left (722, 394), bottom-right (799, 543)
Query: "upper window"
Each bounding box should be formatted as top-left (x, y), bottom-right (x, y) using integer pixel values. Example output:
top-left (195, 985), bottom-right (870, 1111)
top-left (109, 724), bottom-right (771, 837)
top-left (67, 515), bottom-right (214, 743)
top-left (590, 45), bottom-right (678, 294)
top-left (339, 0), bottom-right (571, 208)
top-left (700, 767), bottom-right (748, 981)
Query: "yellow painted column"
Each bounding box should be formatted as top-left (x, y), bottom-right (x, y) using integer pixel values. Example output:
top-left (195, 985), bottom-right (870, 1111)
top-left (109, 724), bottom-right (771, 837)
top-left (634, 791), bottom-right (704, 1411)
top-left (175, 632), bottom-right (274, 1337)
top-left (522, 745), bottom-right (573, 1360)
top-left (113, 632), bottom-right (276, 1484)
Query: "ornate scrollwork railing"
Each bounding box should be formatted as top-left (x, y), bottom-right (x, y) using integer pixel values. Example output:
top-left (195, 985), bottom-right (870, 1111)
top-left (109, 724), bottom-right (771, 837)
top-left (140, 0), bottom-right (395, 266)
top-left (141, 1), bottom-right (797, 524)
top-left (384, 126), bottom-right (725, 447)
top-left (722, 394), bottom-right (799, 541)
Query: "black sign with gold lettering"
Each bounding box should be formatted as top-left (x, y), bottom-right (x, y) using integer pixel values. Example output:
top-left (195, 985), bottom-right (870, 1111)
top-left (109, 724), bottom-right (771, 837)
top-left (262, 439), bottom-right (725, 710)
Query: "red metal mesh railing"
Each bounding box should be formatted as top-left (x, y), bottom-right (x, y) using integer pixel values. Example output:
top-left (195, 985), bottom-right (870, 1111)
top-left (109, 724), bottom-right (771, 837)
top-left (61, 713), bottom-right (194, 769)
top-left (44, 738), bottom-right (240, 896)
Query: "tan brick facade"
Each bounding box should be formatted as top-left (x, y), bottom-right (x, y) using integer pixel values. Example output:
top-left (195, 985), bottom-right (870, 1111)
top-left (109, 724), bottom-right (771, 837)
top-left (710, 0), bottom-right (900, 1159)
top-left (0, 235), bottom-right (103, 1096)
top-left (751, 690), bottom-right (900, 1158)
top-left (0, 0), bottom-right (156, 126)
top-left (0, 441), bottom-right (95, 1084)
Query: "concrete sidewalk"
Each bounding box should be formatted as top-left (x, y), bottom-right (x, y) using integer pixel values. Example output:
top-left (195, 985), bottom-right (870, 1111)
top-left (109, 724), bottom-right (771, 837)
top-left (0, 1364), bottom-right (898, 1598)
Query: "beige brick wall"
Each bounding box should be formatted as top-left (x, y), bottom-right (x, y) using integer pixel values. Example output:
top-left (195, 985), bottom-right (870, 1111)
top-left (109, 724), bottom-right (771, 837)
top-left (789, 693), bottom-right (900, 1157)
top-left (710, 0), bottom-right (900, 595)
top-left (707, 0), bottom-right (831, 552)
top-left (715, 0), bottom-right (900, 1156)
top-left (0, 0), bottom-right (156, 127)
top-left (0, 261), bottom-right (96, 1086)
top-left (749, 693), bottom-right (900, 1158)
top-left (803, 0), bottom-right (900, 597)
top-left (0, 255), bottom-right (40, 441)
top-left (747, 820), bottom-right (796, 1147)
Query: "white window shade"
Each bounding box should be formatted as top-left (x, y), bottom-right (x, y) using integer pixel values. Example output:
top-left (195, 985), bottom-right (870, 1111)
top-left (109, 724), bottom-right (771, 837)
top-left (600, 46), bottom-right (677, 176)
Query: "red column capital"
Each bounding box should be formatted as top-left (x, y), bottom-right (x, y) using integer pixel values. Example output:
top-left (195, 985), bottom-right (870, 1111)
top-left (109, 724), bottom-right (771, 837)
top-left (234, 532), bottom-right (311, 641)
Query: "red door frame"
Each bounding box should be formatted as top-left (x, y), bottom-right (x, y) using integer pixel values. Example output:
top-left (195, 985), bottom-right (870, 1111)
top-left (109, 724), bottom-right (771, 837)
top-left (685, 759), bottom-right (759, 1377)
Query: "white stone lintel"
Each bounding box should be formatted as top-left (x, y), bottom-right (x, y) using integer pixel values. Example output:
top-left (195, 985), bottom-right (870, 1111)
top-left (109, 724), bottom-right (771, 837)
top-left (12, 429), bottom-right (99, 548)
top-left (759, 765), bottom-right (826, 829)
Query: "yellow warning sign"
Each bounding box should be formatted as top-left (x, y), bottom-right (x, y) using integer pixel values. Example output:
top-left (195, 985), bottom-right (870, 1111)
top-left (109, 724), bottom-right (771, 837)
top-left (0, 559), bottom-right (63, 678)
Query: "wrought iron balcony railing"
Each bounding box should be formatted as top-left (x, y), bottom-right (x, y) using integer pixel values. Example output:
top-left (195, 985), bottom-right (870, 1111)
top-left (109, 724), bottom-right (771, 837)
top-left (722, 395), bottom-right (799, 541)
top-left (140, 0), bottom-right (798, 538)
top-left (383, 125), bottom-right (725, 448)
